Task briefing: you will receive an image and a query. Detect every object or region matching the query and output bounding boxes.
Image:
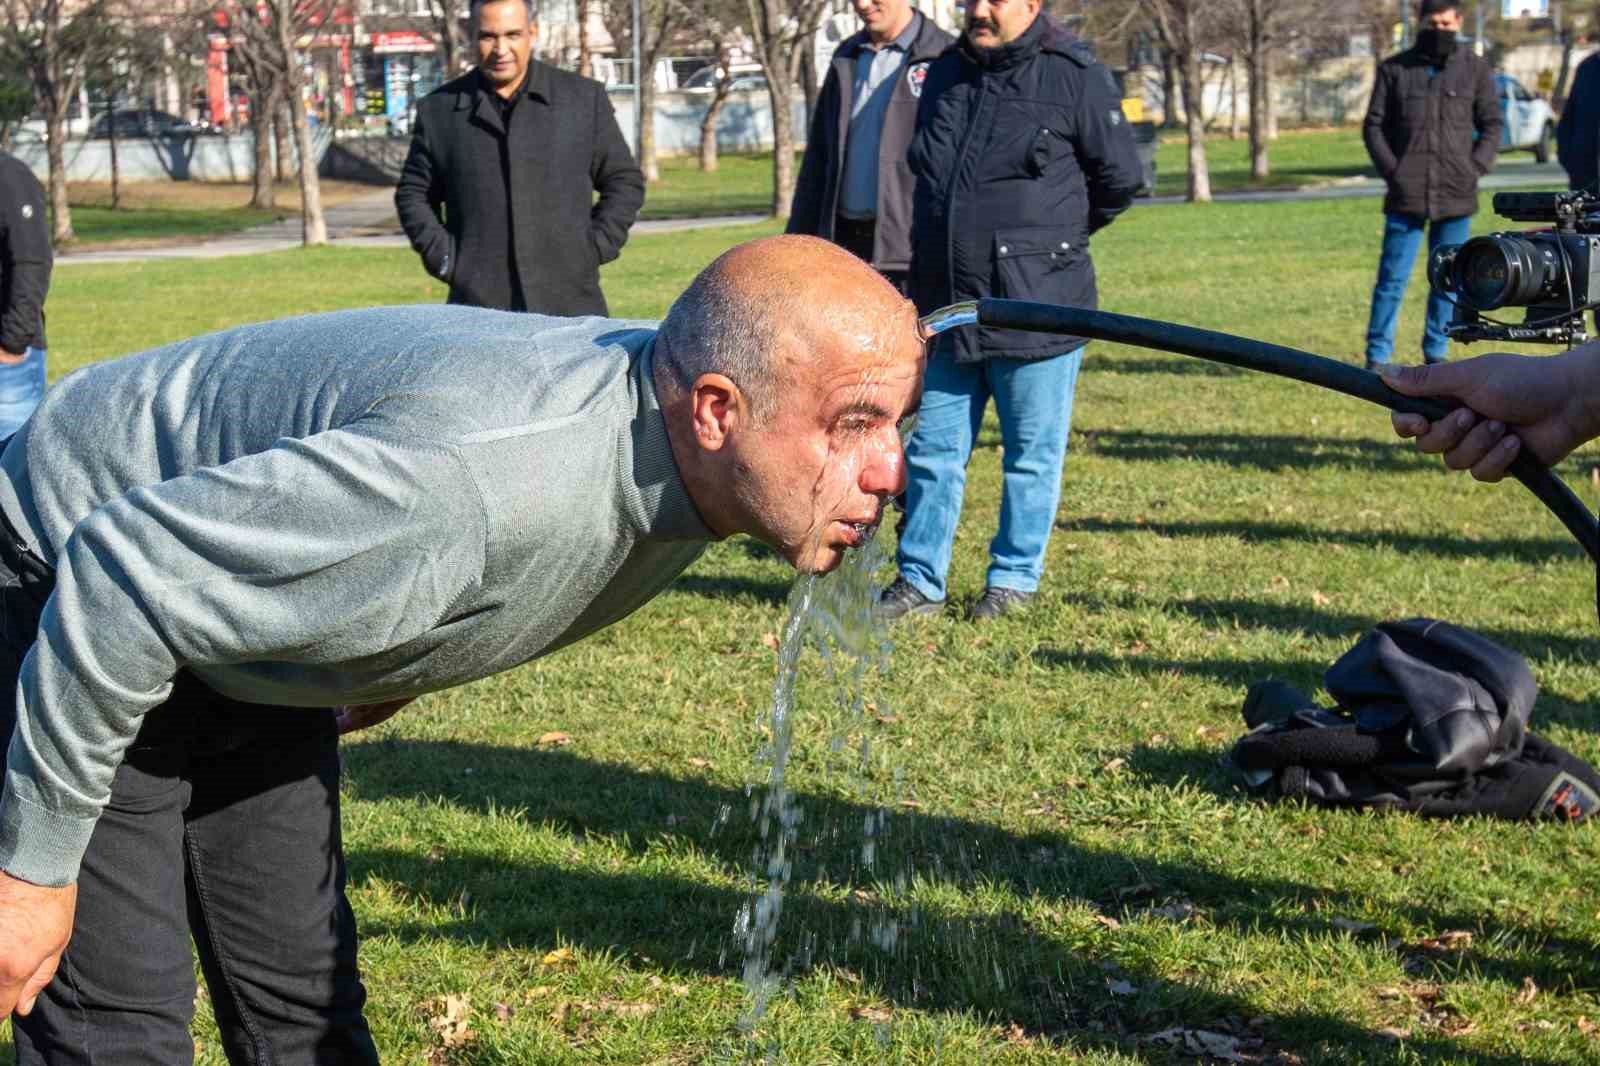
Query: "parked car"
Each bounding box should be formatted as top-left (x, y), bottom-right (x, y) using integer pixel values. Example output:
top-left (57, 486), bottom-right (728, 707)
top-left (88, 108), bottom-right (205, 140)
top-left (1495, 73), bottom-right (1555, 162)
top-left (680, 64), bottom-right (767, 94)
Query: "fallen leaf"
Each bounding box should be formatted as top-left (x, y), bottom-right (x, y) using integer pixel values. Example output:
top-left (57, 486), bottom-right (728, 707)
top-left (1092, 914), bottom-right (1122, 931)
top-left (1417, 930), bottom-right (1474, 953)
top-left (424, 993), bottom-right (475, 1049)
top-left (687, 757), bottom-right (712, 769)
top-left (494, 1002), bottom-right (513, 1023)
top-left (1374, 986), bottom-right (1407, 1001)
top-left (1578, 1015), bottom-right (1597, 1036)
top-left (523, 985), bottom-right (555, 1001)
top-left (1101, 757), bottom-right (1127, 774)
top-left (761, 632), bottom-right (780, 651)
top-left (1311, 590), bottom-right (1331, 607)
top-left (1376, 1027), bottom-right (1410, 1041)
top-left (1150, 900), bottom-right (1198, 922)
top-left (1000, 1021), bottom-right (1031, 1044)
top-left (1332, 917), bottom-right (1376, 935)
top-left (537, 731), bottom-right (572, 747)
top-left (1518, 976), bottom-right (1539, 1004)
top-left (541, 947), bottom-right (577, 968)
top-left (670, 983), bottom-right (690, 997)
top-left (850, 1005), bottom-right (893, 1023)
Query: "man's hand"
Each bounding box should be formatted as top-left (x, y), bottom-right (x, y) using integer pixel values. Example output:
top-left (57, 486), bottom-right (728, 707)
top-left (1383, 351), bottom-right (1600, 481)
top-left (334, 697), bottom-right (414, 736)
top-left (0, 871), bottom-right (76, 1016)
top-left (0, 348), bottom-right (28, 366)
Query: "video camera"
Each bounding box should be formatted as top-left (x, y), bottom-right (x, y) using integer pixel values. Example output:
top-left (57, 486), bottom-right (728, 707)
top-left (1427, 190), bottom-right (1600, 346)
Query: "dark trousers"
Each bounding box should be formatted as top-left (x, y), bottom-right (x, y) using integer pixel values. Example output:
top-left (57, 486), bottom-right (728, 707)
top-left (0, 525), bottom-right (378, 1065)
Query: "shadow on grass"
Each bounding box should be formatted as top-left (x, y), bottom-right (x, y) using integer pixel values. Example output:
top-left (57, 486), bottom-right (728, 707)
top-left (669, 573), bottom-right (790, 607)
top-left (1056, 515), bottom-right (1584, 567)
top-left (341, 738), bottom-right (1591, 1064)
top-left (1075, 429), bottom-right (1440, 474)
top-left (1080, 353), bottom-right (1247, 377)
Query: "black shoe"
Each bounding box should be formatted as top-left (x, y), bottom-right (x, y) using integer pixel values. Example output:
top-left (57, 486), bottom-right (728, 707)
top-left (875, 577), bottom-right (942, 622)
top-left (970, 586), bottom-right (1033, 621)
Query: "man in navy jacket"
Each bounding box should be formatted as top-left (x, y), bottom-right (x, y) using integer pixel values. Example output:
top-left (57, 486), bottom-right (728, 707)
top-left (879, 0), bottom-right (1141, 622)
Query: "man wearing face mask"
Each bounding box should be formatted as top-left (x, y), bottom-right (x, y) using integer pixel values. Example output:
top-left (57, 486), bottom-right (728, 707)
top-left (1360, 0), bottom-right (1500, 372)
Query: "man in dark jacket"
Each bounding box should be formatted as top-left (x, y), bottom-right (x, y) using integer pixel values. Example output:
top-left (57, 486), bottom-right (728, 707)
top-left (1360, 0), bottom-right (1499, 371)
top-left (0, 152), bottom-right (50, 438)
top-left (395, 0), bottom-right (644, 316)
top-left (787, 0), bottom-right (952, 286)
top-left (1557, 50), bottom-right (1600, 192)
top-left (877, 0), bottom-right (1142, 622)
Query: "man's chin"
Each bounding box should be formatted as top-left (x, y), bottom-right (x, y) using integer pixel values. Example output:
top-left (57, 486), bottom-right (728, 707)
top-left (792, 543), bottom-right (847, 575)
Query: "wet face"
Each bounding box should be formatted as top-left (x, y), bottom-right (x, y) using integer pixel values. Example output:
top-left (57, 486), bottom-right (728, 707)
top-left (966, 0), bottom-right (1040, 49)
top-left (852, 0), bottom-right (914, 44)
top-left (729, 311), bottom-right (925, 574)
top-left (477, 0), bottom-right (534, 96)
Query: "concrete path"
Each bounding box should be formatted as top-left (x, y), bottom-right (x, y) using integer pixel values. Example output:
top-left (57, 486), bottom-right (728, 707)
top-left (55, 156), bottom-right (1572, 266)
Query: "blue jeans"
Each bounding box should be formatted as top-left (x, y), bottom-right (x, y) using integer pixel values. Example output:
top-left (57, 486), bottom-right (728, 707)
top-left (896, 348), bottom-right (1083, 601)
top-left (1364, 213), bottom-right (1470, 366)
top-left (0, 346), bottom-right (45, 437)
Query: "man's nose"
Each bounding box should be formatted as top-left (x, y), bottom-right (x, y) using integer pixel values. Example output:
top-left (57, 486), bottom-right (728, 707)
top-left (860, 436), bottom-right (906, 498)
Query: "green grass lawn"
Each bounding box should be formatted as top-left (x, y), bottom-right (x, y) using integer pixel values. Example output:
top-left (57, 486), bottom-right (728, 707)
top-left (1150, 125), bottom-right (1376, 198)
top-left (22, 191), bottom-right (1600, 1064)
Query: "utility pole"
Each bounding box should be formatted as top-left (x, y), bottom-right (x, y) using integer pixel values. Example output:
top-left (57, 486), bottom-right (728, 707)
top-left (632, 0), bottom-right (643, 160)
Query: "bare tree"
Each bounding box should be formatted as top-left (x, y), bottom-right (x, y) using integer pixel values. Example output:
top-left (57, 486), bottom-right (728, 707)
top-left (1222, 0), bottom-right (1301, 180)
top-left (1, 0), bottom-right (112, 243)
top-left (577, 0), bottom-right (592, 76)
top-left (745, 0), bottom-right (831, 218)
top-left (215, 0), bottom-right (337, 245)
top-left (637, 0), bottom-right (691, 181)
top-left (426, 0), bottom-right (467, 76)
top-left (698, 33), bottom-right (737, 171)
top-left (1145, 0), bottom-right (1217, 202)
top-left (226, 39), bottom-right (278, 209)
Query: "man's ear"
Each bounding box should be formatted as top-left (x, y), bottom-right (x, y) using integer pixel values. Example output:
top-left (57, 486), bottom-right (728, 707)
top-left (689, 373), bottom-right (745, 451)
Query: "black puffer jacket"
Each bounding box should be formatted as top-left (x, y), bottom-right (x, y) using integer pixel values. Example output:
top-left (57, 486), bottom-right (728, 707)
top-left (907, 14), bottom-right (1143, 361)
top-left (1362, 45), bottom-right (1500, 221)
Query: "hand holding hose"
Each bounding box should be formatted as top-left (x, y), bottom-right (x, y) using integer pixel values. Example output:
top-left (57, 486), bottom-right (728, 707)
top-left (1383, 348), bottom-right (1600, 482)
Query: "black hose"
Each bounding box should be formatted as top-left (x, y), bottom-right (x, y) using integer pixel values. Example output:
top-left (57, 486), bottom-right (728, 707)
top-left (974, 298), bottom-right (1600, 564)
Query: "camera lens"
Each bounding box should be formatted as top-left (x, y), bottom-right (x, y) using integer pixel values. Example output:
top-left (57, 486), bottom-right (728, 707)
top-left (1450, 234), bottom-right (1555, 310)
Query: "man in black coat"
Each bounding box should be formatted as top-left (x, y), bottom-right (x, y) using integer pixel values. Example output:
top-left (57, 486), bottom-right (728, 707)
top-left (0, 151), bottom-right (50, 438)
top-left (877, 0), bottom-right (1142, 623)
top-left (787, 0), bottom-right (952, 287)
top-left (1360, 0), bottom-right (1499, 371)
top-left (1557, 50), bottom-right (1600, 193)
top-left (396, 0), bottom-right (645, 316)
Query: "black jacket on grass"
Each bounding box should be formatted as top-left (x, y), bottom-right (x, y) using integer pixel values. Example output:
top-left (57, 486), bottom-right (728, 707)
top-left (907, 14), bottom-right (1143, 361)
top-left (787, 12), bottom-right (954, 272)
top-left (396, 64), bottom-right (645, 316)
top-left (0, 152), bottom-right (50, 354)
top-left (1362, 45), bottom-right (1500, 221)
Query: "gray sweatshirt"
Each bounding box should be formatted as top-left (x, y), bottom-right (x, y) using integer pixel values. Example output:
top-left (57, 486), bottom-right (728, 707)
top-left (0, 306), bottom-right (711, 887)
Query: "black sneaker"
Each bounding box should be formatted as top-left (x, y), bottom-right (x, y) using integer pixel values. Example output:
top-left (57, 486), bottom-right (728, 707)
top-left (970, 586), bottom-right (1033, 622)
top-left (875, 576), bottom-right (942, 622)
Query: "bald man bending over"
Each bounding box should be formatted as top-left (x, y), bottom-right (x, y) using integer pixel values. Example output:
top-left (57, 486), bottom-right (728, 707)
top-left (0, 235), bottom-right (925, 1063)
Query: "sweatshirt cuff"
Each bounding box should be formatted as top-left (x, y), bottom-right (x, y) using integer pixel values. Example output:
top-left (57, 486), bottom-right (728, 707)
top-left (0, 780), bottom-right (93, 887)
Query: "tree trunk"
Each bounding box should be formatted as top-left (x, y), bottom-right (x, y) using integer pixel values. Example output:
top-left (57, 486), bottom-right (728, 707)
top-left (1161, 45), bottom-right (1179, 127)
top-left (578, 0), bottom-right (593, 77)
top-left (108, 107), bottom-right (120, 209)
top-left (249, 82), bottom-right (275, 209)
top-left (286, 82), bottom-right (327, 245)
top-left (800, 35), bottom-right (820, 127)
top-left (273, 93), bottom-right (291, 183)
top-left (1248, 2), bottom-right (1269, 180)
top-left (1180, 46), bottom-right (1211, 202)
top-left (639, 66), bottom-right (658, 181)
top-left (45, 107), bottom-right (72, 243)
top-left (1265, 50), bottom-right (1278, 140)
top-left (766, 74), bottom-right (795, 218)
top-left (699, 42), bottom-right (735, 171)
top-left (1229, 54), bottom-right (1240, 139)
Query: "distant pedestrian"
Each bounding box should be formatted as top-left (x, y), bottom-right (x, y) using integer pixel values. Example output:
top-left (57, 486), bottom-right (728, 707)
top-left (395, 0), bottom-right (644, 316)
top-left (1557, 51), bottom-right (1600, 192)
top-left (0, 151), bottom-right (50, 437)
top-left (1360, 0), bottom-right (1500, 371)
top-left (879, 0), bottom-right (1142, 623)
top-left (788, 0), bottom-right (953, 289)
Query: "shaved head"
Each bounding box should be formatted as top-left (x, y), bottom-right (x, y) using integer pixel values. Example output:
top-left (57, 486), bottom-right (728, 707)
top-left (655, 235), bottom-right (913, 420)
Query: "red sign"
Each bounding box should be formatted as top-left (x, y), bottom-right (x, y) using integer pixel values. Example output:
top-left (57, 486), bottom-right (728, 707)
top-left (371, 31), bottom-right (437, 55)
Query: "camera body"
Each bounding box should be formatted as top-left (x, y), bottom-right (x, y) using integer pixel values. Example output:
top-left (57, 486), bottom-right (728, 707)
top-left (1427, 190), bottom-right (1600, 345)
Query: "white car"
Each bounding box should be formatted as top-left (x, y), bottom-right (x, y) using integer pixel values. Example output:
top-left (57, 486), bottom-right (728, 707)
top-left (1496, 73), bottom-right (1555, 162)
